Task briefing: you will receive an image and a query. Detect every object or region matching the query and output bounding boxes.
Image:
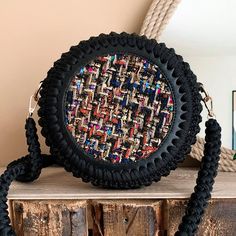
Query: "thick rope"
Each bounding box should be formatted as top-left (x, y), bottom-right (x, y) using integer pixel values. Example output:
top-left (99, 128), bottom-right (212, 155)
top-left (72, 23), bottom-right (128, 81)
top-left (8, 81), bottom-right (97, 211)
top-left (176, 119), bottom-right (221, 236)
top-left (0, 118), bottom-right (56, 236)
top-left (140, 0), bottom-right (236, 172)
top-left (140, 0), bottom-right (181, 40)
top-left (190, 137), bottom-right (236, 172)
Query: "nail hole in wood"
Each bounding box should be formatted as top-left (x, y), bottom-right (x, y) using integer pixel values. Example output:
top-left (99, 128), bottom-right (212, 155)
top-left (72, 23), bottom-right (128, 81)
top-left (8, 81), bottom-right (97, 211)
top-left (123, 218), bottom-right (129, 224)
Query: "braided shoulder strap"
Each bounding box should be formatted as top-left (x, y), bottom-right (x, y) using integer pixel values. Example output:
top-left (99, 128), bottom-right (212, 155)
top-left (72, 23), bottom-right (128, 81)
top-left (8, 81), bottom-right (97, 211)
top-left (0, 118), bottom-right (57, 236)
top-left (0, 116), bottom-right (221, 236)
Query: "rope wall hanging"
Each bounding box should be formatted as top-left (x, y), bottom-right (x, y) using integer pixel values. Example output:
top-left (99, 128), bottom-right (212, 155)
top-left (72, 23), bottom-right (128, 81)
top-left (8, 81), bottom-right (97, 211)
top-left (140, 0), bottom-right (236, 172)
top-left (0, 0), bottom-right (232, 235)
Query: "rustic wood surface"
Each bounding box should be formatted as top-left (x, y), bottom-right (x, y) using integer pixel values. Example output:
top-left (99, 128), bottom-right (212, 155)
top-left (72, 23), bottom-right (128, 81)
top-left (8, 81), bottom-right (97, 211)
top-left (91, 200), bottom-right (164, 236)
top-left (1, 167), bottom-right (235, 235)
top-left (10, 199), bottom-right (236, 236)
top-left (11, 200), bottom-right (87, 236)
top-left (0, 167), bottom-right (235, 199)
top-left (166, 199), bottom-right (236, 236)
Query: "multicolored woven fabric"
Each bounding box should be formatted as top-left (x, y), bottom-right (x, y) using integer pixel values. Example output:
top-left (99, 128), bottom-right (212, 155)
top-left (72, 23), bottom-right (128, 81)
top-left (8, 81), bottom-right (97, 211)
top-left (65, 53), bottom-right (174, 163)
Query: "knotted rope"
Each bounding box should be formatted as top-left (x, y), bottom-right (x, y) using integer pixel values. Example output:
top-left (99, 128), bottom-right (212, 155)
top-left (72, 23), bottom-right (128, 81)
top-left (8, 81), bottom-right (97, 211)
top-left (0, 118), bottom-right (56, 236)
top-left (191, 136), bottom-right (236, 172)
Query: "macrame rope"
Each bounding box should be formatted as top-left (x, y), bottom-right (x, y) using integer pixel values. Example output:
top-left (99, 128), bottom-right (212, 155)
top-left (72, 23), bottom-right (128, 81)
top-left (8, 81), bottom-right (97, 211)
top-left (0, 118), bottom-right (56, 236)
top-left (190, 137), bottom-right (236, 172)
top-left (140, 0), bottom-right (181, 40)
top-left (175, 119), bottom-right (221, 236)
top-left (140, 0), bottom-right (236, 171)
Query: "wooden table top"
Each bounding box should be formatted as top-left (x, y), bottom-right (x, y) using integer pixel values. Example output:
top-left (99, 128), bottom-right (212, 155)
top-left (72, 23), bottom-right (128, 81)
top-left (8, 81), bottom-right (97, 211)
top-left (1, 167), bottom-right (235, 200)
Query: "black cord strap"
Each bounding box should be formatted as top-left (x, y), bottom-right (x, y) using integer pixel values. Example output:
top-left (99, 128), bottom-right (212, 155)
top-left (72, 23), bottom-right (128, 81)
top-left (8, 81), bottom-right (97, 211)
top-left (0, 118), bottom-right (56, 236)
top-left (176, 118), bottom-right (221, 236)
top-left (0, 118), bottom-right (221, 236)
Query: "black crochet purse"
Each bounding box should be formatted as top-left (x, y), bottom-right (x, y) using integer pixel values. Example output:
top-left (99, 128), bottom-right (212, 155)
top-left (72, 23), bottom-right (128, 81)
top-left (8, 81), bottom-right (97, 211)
top-left (0, 32), bottom-right (221, 236)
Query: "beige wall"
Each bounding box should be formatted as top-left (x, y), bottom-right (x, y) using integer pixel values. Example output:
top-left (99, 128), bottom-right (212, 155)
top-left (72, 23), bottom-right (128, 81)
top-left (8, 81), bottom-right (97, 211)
top-left (0, 0), bottom-right (152, 166)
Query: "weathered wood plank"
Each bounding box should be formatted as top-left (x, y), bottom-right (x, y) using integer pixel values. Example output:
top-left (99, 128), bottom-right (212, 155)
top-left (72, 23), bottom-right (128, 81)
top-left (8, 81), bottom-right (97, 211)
top-left (91, 200), bottom-right (164, 236)
top-left (11, 200), bottom-right (88, 236)
top-left (166, 199), bottom-right (236, 236)
top-left (10, 199), bottom-right (236, 235)
top-left (1, 167), bottom-right (235, 200)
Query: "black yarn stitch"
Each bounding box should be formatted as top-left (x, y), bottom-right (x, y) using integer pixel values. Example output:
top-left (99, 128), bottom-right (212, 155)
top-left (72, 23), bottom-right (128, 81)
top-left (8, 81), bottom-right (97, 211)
top-left (7, 118), bottom-right (43, 182)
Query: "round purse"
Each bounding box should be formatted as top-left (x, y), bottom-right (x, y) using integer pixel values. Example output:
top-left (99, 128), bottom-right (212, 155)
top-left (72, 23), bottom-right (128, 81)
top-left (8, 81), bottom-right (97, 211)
top-left (0, 32), bottom-right (221, 236)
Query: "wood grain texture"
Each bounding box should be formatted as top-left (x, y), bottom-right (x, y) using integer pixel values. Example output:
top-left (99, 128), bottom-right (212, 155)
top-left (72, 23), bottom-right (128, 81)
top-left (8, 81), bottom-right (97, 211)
top-left (166, 199), bottom-right (236, 236)
top-left (11, 200), bottom-right (88, 236)
top-left (4, 167), bottom-right (236, 235)
top-left (1, 167), bottom-right (235, 199)
top-left (91, 200), bottom-right (164, 236)
top-left (9, 199), bottom-right (236, 235)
